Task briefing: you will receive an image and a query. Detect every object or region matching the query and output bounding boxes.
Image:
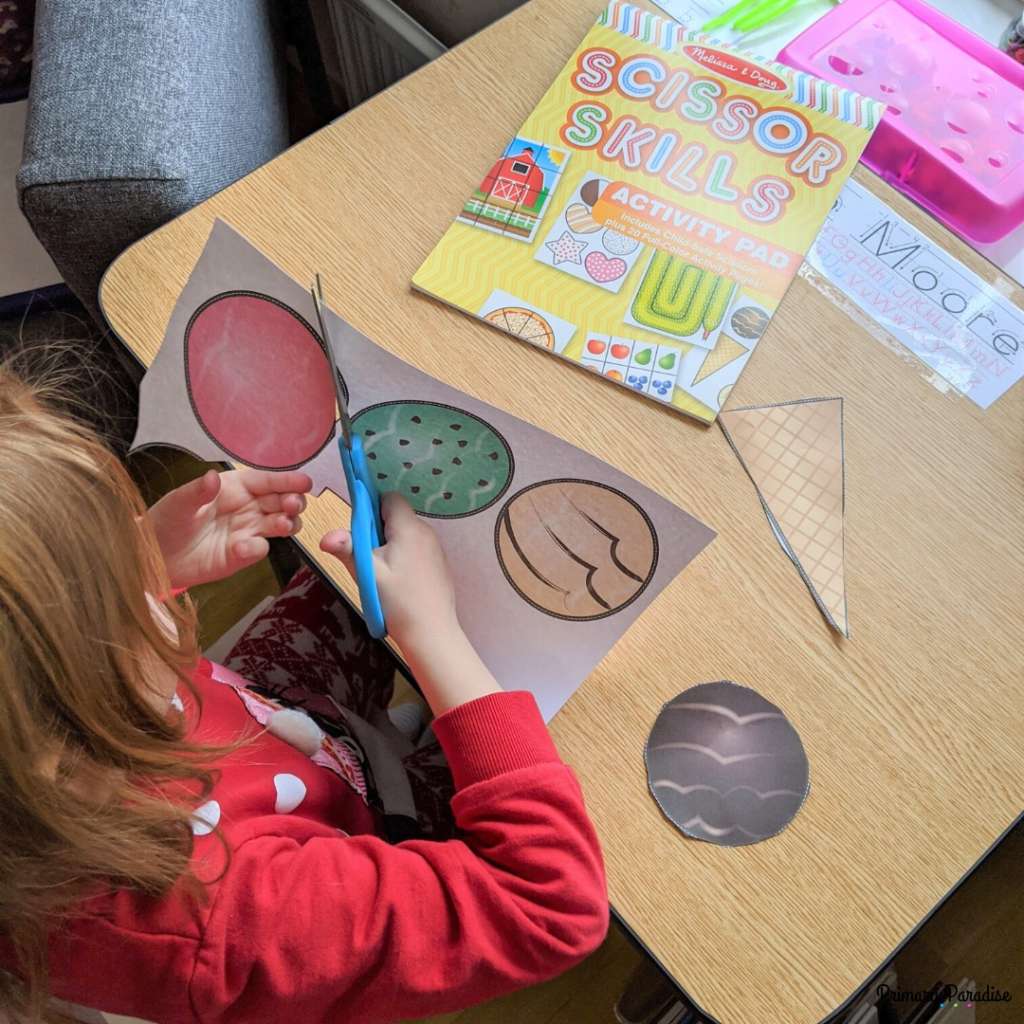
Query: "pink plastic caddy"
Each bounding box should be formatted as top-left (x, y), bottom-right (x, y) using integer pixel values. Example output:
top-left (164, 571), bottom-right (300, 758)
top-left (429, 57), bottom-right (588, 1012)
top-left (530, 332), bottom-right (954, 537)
top-left (780, 0), bottom-right (1024, 243)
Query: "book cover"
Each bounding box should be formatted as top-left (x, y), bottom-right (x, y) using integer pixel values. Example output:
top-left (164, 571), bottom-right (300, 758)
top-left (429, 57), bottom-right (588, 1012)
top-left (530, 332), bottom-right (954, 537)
top-left (413, 2), bottom-right (883, 423)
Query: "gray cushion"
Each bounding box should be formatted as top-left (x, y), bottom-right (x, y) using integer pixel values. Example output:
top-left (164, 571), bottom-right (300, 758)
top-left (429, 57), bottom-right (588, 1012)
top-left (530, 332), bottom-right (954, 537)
top-left (17, 0), bottom-right (289, 318)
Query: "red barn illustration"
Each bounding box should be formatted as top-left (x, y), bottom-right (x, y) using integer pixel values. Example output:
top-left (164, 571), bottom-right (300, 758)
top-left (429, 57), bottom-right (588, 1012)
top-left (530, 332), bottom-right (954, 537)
top-left (479, 147), bottom-right (545, 209)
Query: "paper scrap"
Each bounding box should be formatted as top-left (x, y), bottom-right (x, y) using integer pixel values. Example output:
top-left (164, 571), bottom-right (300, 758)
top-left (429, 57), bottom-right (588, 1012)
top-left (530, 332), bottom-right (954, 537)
top-left (133, 220), bottom-right (716, 721)
top-left (646, 680), bottom-right (810, 846)
top-left (719, 398), bottom-right (848, 637)
top-left (808, 179), bottom-right (1024, 410)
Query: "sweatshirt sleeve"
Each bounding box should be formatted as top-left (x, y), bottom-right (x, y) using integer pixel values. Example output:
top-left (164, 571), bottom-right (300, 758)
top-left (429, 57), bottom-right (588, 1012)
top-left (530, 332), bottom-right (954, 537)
top-left (190, 692), bottom-right (608, 1024)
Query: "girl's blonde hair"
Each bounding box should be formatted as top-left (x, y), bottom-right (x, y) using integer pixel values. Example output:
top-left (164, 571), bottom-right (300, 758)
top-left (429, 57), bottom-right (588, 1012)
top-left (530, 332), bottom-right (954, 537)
top-left (0, 361), bottom-right (221, 1022)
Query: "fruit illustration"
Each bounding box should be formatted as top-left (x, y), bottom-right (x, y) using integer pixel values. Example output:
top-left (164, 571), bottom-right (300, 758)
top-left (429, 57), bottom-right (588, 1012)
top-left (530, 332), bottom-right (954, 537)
top-left (610, 343), bottom-right (631, 359)
top-left (587, 338), bottom-right (607, 355)
top-left (631, 252), bottom-right (739, 342)
top-left (658, 352), bottom-right (677, 370)
top-left (352, 401), bottom-right (513, 519)
top-left (634, 347), bottom-right (653, 366)
top-left (605, 369), bottom-right (624, 381)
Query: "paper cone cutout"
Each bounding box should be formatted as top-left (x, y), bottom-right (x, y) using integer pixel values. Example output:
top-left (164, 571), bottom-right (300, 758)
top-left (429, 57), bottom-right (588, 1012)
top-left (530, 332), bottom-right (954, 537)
top-left (719, 398), bottom-right (848, 637)
top-left (692, 333), bottom-right (748, 385)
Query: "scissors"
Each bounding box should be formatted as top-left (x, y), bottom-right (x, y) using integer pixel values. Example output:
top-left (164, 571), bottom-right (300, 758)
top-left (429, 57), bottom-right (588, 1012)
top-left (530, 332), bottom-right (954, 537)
top-left (311, 275), bottom-right (387, 639)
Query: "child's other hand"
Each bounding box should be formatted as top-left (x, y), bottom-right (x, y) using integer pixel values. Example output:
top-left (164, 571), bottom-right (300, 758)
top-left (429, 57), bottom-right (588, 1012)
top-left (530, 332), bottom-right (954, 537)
top-left (149, 469), bottom-right (312, 590)
top-left (319, 492), bottom-right (458, 653)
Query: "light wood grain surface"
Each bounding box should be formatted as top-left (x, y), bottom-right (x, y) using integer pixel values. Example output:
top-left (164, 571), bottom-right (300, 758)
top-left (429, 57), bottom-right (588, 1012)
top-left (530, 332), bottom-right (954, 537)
top-left (99, 2), bottom-right (1024, 1021)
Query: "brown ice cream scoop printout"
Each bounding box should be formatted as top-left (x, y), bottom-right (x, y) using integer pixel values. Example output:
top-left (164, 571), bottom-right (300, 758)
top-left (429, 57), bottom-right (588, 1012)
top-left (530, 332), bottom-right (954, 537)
top-left (496, 479), bottom-right (658, 620)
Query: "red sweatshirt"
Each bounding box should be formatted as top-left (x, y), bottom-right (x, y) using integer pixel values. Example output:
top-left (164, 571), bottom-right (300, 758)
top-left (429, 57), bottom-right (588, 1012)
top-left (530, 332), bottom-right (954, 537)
top-left (47, 662), bottom-right (608, 1023)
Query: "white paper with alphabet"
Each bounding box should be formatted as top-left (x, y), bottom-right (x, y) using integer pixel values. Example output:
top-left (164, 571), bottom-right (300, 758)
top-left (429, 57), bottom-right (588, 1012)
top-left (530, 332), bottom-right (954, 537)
top-left (808, 180), bottom-right (1024, 409)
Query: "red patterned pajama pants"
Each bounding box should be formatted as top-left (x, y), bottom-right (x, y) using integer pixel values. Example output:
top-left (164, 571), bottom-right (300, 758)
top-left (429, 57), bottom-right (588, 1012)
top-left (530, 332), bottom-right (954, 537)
top-left (222, 566), bottom-right (455, 838)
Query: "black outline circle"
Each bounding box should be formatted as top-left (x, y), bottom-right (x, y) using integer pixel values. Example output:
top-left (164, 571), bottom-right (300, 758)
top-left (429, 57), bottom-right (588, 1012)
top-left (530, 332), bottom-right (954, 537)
top-left (351, 400), bottom-right (515, 519)
top-left (729, 305), bottom-right (769, 341)
top-left (183, 290), bottom-right (347, 471)
top-left (644, 681), bottom-right (810, 847)
top-left (493, 478), bottom-right (660, 622)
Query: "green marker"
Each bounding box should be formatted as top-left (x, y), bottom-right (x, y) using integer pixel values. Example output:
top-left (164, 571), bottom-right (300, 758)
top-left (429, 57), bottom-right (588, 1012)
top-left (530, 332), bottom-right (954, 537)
top-left (702, 0), bottom-right (754, 32)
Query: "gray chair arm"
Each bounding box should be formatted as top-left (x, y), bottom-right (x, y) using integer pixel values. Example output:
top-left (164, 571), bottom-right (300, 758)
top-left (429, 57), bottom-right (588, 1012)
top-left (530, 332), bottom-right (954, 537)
top-left (17, 0), bottom-right (289, 320)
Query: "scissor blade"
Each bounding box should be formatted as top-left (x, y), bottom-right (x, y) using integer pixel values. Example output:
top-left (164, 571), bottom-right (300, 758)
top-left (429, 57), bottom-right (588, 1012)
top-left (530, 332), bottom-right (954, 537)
top-left (311, 276), bottom-right (353, 448)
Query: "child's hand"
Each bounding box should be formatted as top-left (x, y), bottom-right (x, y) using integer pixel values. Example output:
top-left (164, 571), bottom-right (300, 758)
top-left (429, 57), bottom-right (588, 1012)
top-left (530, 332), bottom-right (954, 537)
top-left (149, 469), bottom-right (312, 590)
top-left (322, 493), bottom-right (501, 713)
top-left (320, 492), bottom-right (458, 652)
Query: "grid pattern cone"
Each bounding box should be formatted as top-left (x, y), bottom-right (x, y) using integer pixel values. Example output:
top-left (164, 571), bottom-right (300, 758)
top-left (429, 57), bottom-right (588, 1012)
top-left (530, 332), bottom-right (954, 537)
top-left (693, 333), bottom-right (748, 385)
top-left (719, 398), bottom-right (848, 636)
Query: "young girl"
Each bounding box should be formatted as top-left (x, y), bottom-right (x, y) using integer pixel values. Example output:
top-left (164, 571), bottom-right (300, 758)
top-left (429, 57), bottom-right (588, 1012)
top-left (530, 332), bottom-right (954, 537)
top-left (0, 366), bottom-right (607, 1023)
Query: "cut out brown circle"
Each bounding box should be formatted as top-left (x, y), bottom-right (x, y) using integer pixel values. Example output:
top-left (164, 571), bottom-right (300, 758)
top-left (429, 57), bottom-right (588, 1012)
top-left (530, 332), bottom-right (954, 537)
top-left (494, 479), bottom-right (658, 620)
top-left (646, 681), bottom-right (809, 846)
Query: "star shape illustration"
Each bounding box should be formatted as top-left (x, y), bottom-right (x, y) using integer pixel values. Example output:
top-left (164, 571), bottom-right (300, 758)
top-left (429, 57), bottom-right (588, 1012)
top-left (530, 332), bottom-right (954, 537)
top-left (545, 230), bottom-right (586, 265)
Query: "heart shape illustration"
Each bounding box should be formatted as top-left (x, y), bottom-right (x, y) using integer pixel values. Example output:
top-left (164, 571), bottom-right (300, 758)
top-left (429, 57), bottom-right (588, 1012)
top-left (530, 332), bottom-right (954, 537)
top-left (585, 251), bottom-right (627, 283)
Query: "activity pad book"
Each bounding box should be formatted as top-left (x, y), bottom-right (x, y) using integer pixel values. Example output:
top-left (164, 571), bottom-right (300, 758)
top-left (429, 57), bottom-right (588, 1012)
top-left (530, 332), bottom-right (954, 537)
top-left (414, 2), bottom-right (883, 423)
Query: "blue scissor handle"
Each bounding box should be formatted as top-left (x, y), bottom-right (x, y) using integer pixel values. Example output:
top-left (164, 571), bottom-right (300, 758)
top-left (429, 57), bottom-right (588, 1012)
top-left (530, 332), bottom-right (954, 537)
top-left (340, 434), bottom-right (386, 638)
top-left (348, 434), bottom-right (383, 544)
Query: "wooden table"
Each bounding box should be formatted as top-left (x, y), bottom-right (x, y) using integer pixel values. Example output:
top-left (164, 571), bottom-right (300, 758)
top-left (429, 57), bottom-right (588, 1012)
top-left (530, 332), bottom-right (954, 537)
top-left (100, 2), bottom-right (1024, 1020)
